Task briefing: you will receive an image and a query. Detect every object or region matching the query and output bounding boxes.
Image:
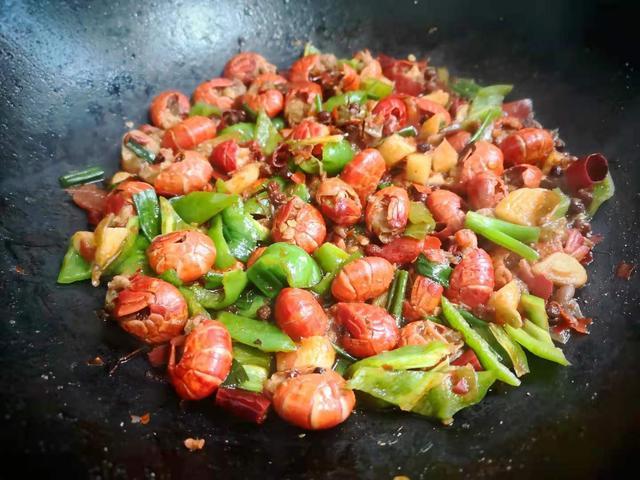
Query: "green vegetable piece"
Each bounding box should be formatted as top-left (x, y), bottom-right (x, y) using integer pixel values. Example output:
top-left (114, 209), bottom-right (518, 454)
top-left (189, 269), bottom-right (248, 310)
top-left (106, 235), bottom-right (150, 276)
top-left (348, 367), bottom-right (444, 411)
top-left (450, 78), bottom-right (482, 100)
top-left (520, 293), bottom-right (549, 331)
top-left (362, 78), bottom-right (393, 100)
top-left (203, 271), bottom-right (224, 289)
top-left (244, 191), bottom-right (273, 217)
top-left (314, 94), bottom-right (323, 113)
top-left (464, 84), bottom-right (513, 126)
top-left (441, 297), bottom-right (521, 386)
top-left (464, 212), bottom-right (539, 262)
top-left (458, 310), bottom-right (506, 363)
top-left (415, 254), bottom-right (452, 288)
top-left (286, 182), bottom-right (310, 202)
top-left (125, 140), bottom-right (156, 164)
top-left (234, 289), bottom-right (269, 319)
top-left (159, 269), bottom-right (183, 287)
top-left (522, 319), bottom-right (554, 346)
top-left (303, 42), bottom-right (321, 56)
top-left (271, 117), bottom-right (285, 131)
top-left (178, 286), bottom-right (211, 318)
top-left (59, 166), bottom-right (105, 188)
top-left (247, 243), bottom-right (322, 298)
top-left (189, 102), bottom-right (222, 118)
top-left (322, 139), bottom-right (354, 175)
top-left (236, 364), bottom-right (269, 392)
top-left (159, 197), bottom-right (192, 234)
top-left (219, 122), bottom-right (256, 142)
top-left (468, 107), bottom-right (502, 143)
top-left (348, 342), bottom-right (450, 376)
top-left (298, 156), bottom-right (321, 174)
top-left (323, 90), bottom-right (367, 112)
top-left (207, 216), bottom-right (237, 270)
top-left (103, 216), bottom-right (142, 277)
top-left (332, 341), bottom-right (358, 363)
top-left (232, 342), bottom-right (273, 370)
top-left (222, 359), bottom-right (250, 388)
top-left (255, 110), bottom-right (282, 156)
top-left (313, 243), bottom-right (350, 273)
top-left (311, 250), bottom-right (363, 295)
top-left (333, 357), bottom-right (353, 376)
top-left (551, 187), bottom-right (571, 219)
top-left (218, 312), bottom-right (296, 352)
top-left (587, 172), bottom-right (615, 217)
top-left (465, 211), bottom-right (540, 243)
top-left (386, 269), bottom-right (409, 322)
top-left (397, 125), bottom-right (418, 137)
top-left (57, 241), bottom-right (91, 284)
top-left (221, 198), bottom-right (269, 262)
top-left (487, 323), bottom-right (529, 377)
top-left (505, 324), bottom-right (570, 366)
top-left (172, 192), bottom-right (237, 225)
top-left (412, 367), bottom-right (497, 423)
top-left (133, 189), bottom-right (160, 242)
top-left (406, 202), bottom-right (435, 239)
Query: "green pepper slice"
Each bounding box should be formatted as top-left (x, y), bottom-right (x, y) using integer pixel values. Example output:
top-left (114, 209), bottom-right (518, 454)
top-left (218, 312), bottom-right (296, 352)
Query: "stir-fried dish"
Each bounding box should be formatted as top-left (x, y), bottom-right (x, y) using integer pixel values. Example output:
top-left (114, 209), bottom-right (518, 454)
top-left (58, 46), bottom-right (614, 429)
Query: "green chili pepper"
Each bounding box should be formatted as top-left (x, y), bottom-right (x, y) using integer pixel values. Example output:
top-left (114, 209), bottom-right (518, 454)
top-left (362, 78), bottom-right (393, 100)
top-left (247, 243), bottom-right (322, 298)
top-left (333, 357), bottom-right (353, 376)
top-left (203, 271), bottom-right (224, 289)
top-left (552, 188), bottom-right (571, 219)
top-left (207, 215), bottom-right (237, 270)
top-left (244, 191), bottom-right (273, 217)
top-left (221, 198), bottom-right (269, 262)
top-left (311, 250), bottom-right (363, 295)
top-left (347, 342), bottom-right (450, 376)
top-left (464, 84), bottom-right (513, 126)
top-left (218, 312), bottom-right (296, 352)
top-left (412, 367), bottom-right (497, 424)
top-left (505, 324), bottom-right (570, 366)
top-left (219, 122), bottom-right (256, 142)
top-left (386, 269), bottom-right (409, 322)
top-left (520, 293), bottom-right (549, 331)
top-left (159, 197), bottom-right (192, 234)
top-left (487, 323), bottom-right (529, 377)
top-left (125, 140), bottom-right (156, 164)
top-left (377, 181), bottom-right (393, 190)
top-left (108, 235), bottom-right (150, 276)
top-left (522, 319), bottom-right (554, 346)
top-left (172, 192), bottom-right (237, 225)
top-left (587, 172), bottom-right (615, 217)
top-left (57, 239), bottom-right (92, 284)
top-left (450, 78), bottom-right (482, 100)
top-left (255, 110), bottom-right (282, 156)
top-left (271, 117), bottom-right (285, 131)
top-left (397, 125), bottom-right (418, 137)
top-left (468, 107), bottom-right (502, 143)
top-left (322, 139), bottom-right (354, 175)
top-left (314, 94), bottom-right (323, 113)
top-left (103, 216), bottom-right (141, 277)
top-left (236, 364), bottom-right (269, 392)
top-left (159, 269), bottom-right (183, 287)
top-left (178, 287), bottom-right (211, 318)
top-left (323, 90), bottom-right (367, 112)
top-left (313, 243), bottom-right (350, 273)
top-left (348, 367), bottom-right (444, 411)
top-left (441, 297), bottom-right (521, 386)
top-left (465, 211), bottom-right (540, 243)
top-left (232, 342), bottom-right (273, 370)
top-left (222, 359), bottom-right (250, 388)
top-left (337, 58), bottom-right (363, 71)
top-left (234, 289), bottom-right (270, 319)
top-left (464, 212), bottom-right (539, 262)
top-left (458, 310), bottom-right (506, 363)
top-left (132, 189), bottom-right (160, 242)
top-left (298, 157), bottom-right (322, 174)
top-left (286, 182), bottom-right (310, 202)
top-left (189, 269), bottom-right (248, 310)
top-left (59, 166), bottom-right (105, 188)
top-left (415, 254), bottom-right (452, 288)
top-left (189, 102), bottom-right (222, 118)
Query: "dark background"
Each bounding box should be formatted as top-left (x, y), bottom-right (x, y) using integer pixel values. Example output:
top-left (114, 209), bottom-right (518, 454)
top-left (1, 0), bottom-right (639, 478)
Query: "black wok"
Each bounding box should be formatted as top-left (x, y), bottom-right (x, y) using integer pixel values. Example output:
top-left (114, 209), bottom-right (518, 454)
top-left (1, 0), bottom-right (639, 478)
